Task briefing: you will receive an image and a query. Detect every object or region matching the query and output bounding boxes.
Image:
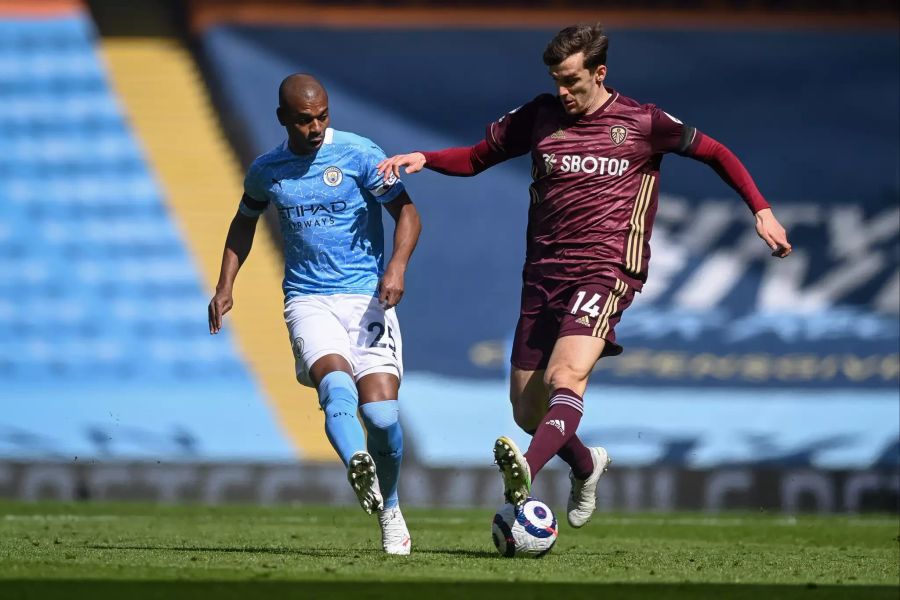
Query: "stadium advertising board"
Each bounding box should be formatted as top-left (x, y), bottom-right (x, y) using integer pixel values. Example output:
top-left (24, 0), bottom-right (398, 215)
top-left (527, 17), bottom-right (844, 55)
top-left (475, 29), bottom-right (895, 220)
top-left (1, 461), bottom-right (895, 513)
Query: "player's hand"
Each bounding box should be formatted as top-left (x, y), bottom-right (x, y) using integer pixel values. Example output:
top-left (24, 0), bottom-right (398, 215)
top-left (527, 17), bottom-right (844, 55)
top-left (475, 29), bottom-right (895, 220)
top-left (377, 152), bottom-right (426, 180)
top-left (755, 208), bottom-right (792, 258)
top-left (208, 288), bottom-right (234, 334)
top-left (378, 264), bottom-right (405, 308)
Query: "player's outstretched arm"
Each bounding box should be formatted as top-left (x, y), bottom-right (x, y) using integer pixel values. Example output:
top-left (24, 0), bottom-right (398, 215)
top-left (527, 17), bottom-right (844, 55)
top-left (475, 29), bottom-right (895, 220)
top-left (208, 208), bottom-right (260, 334)
top-left (377, 141), bottom-right (507, 180)
top-left (688, 133), bottom-right (792, 258)
top-left (380, 191), bottom-right (421, 309)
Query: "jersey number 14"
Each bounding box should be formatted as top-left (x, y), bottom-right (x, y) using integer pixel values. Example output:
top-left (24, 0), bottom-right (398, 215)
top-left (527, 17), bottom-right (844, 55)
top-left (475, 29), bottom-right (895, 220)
top-left (570, 291), bottom-right (602, 318)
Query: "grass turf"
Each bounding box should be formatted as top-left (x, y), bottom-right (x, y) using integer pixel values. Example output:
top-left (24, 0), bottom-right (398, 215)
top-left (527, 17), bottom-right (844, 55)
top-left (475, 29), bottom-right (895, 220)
top-left (0, 501), bottom-right (896, 599)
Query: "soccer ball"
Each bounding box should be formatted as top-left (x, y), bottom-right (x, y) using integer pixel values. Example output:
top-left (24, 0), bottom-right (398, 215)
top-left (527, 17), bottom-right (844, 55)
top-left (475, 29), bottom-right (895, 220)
top-left (491, 497), bottom-right (558, 558)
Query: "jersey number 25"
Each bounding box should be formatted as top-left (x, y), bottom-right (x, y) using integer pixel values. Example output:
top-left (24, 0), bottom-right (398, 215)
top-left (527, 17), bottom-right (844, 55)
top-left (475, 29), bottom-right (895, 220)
top-left (368, 322), bottom-right (396, 355)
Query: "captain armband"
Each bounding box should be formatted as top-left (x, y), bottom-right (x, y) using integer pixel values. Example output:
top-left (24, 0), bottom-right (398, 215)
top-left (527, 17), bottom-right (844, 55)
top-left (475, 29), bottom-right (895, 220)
top-left (370, 172), bottom-right (399, 198)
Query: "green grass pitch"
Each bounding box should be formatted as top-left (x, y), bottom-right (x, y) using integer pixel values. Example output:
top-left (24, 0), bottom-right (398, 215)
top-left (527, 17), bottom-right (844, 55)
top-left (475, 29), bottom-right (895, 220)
top-left (0, 501), bottom-right (896, 599)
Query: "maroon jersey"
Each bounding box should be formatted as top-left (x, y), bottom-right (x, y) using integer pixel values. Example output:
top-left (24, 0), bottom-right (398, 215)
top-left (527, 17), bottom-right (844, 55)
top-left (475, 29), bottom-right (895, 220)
top-left (486, 89), bottom-right (698, 291)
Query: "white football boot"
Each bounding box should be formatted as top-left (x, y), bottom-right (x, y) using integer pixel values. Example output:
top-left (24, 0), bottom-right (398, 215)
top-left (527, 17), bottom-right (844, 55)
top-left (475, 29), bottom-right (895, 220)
top-left (378, 506), bottom-right (411, 555)
top-left (566, 446), bottom-right (611, 528)
top-left (347, 451), bottom-right (384, 515)
top-left (493, 436), bottom-right (532, 506)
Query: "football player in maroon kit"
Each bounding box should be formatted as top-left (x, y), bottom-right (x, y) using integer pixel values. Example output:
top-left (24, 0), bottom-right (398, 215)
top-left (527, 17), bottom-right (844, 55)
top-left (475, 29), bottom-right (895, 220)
top-left (378, 23), bottom-right (791, 527)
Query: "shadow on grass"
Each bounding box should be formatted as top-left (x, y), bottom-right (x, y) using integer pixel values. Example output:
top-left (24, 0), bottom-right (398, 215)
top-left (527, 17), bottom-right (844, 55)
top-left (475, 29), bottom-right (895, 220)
top-left (85, 544), bottom-right (499, 559)
top-left (415, 548), bottom-right (499, 558)
top-left (1, 581), bottom-right (897, 600)
top-left (85, 544), bottom-right (375, 557)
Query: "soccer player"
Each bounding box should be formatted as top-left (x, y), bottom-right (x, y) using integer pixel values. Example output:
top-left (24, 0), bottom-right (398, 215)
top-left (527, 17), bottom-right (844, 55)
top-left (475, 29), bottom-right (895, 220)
top-left (209, 74), bottom-right (421, 555)
top-left (378, 24), bottom-right (791, 526)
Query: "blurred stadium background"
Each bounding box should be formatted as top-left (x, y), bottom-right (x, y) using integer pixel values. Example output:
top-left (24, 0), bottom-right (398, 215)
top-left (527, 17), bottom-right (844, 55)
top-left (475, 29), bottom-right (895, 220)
top-left (1, 0), bottom-right (897, 513)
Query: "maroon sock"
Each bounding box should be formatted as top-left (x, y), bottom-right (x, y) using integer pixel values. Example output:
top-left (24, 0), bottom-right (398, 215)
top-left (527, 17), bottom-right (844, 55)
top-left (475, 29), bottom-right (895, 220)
top-left (526, 424), bottom-right (594, 479)
top-left (524, 388), bottom-right (584, 479)
top-left (557, 435), bottom-right (595, 480)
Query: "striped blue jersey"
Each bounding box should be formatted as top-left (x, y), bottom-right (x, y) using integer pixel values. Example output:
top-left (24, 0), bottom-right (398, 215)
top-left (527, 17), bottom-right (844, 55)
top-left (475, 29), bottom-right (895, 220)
top-left (240, 128), bottom-right (404, 298)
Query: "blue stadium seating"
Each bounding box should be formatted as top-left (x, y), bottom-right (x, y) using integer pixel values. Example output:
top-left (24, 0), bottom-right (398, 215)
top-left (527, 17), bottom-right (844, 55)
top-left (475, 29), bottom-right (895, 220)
top-left (0, 12), bottom-right (293, 461)
top-left (0, 15), bottom-right (243, 382)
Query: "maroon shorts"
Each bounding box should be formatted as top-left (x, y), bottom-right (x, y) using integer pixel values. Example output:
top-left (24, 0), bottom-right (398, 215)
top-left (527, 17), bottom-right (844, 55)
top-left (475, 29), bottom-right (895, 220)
top-left (510, 276), bottom-right (636, 371)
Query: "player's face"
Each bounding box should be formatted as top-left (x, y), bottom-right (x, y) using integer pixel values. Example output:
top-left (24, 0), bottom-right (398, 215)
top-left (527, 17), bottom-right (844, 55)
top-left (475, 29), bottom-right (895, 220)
top-left (278, 96), bottom-right (330, 154)
top-left (548, 52), bottom-right (606, 115)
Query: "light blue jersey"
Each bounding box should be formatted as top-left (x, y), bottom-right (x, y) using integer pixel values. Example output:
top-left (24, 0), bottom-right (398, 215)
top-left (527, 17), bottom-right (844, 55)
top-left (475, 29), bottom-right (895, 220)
top-left (241, 128), bottom-right (404, 298)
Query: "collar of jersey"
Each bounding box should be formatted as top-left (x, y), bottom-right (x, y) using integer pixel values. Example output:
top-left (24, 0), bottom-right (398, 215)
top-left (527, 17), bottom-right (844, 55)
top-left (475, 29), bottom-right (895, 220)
top-left (281, 129), bottom-right (334, 161)
top-left (572, 88), bottom-right (619, 123)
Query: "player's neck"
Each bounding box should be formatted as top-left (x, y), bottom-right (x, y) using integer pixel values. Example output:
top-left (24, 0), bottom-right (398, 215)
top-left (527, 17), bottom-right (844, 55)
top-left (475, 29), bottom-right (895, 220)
top-left (287, 137), bottom-right (317, 157)
top-left (583, 85), bottom-right (611, 116)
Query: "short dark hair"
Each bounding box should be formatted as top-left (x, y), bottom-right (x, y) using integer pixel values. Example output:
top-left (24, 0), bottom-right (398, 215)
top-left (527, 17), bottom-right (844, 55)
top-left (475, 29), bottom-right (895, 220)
top-left (542, 23), bottom-right (608, 70)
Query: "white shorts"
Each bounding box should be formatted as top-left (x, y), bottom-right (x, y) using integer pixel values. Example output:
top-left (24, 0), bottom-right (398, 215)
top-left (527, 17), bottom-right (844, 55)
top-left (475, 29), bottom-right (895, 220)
top-left (284, 293), bottom-right (403, 388)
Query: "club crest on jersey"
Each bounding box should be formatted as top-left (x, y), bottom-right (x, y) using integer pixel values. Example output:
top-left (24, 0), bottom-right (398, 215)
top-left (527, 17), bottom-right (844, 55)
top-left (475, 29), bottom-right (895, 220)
top-left (323, 166), bottom-right (343, 187)
top-left (292, 337), bottom-right (304, 360)
top-left (610, 125), bottom-right (628, 146)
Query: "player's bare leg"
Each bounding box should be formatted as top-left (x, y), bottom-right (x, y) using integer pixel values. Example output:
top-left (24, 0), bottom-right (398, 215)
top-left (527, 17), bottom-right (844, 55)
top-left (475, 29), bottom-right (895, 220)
top-left (359, 372), bottom-right (410, 554)
top-left (543, 335), bottom-right (605, 395)
top-left (310, 356), bottom-right (383, 515)
top-left (509, 368), bottom-right (549, 432)
top-left (544, 335), bottom-right (611, 527)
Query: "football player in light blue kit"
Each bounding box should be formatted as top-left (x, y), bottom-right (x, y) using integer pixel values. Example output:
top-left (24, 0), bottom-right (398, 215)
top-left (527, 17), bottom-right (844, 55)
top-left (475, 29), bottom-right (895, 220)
top-left (208, 74), bottom-right (421, 555)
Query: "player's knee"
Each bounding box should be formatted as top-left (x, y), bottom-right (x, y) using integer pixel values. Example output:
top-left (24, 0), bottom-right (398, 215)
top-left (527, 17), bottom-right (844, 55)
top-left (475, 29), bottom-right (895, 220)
top-left (317, 371), bottom-right (357, 410)
top-left (359, 400), bottom-right (400, 431)
top-left (543, 365), bottom-right (586, 392)
top-left (360, 401), bottom-right (403, 456)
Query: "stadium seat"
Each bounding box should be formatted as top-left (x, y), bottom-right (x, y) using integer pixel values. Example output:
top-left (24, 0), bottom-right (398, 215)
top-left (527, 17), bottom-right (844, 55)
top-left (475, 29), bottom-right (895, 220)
top-left (0, 11), bottom-right (235, 382)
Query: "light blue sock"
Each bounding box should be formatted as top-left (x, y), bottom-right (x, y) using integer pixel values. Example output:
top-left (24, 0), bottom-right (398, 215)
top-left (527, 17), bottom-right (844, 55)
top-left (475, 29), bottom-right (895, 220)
top-left (317, 371), bottom-right (366, 467)
top-left (360, 400), bottom-right (403, 509)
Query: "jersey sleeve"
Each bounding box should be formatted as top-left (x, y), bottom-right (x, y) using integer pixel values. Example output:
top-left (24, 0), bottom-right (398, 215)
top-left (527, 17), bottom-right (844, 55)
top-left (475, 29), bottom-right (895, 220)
top-left (239, 160), bottom-right (271, 217)
top-left (361, 143), bottom-right (406, 204)
top-left (648, 106), bottom-right (698, 155)
top-left (485, 95), bottom-right (546, 157)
